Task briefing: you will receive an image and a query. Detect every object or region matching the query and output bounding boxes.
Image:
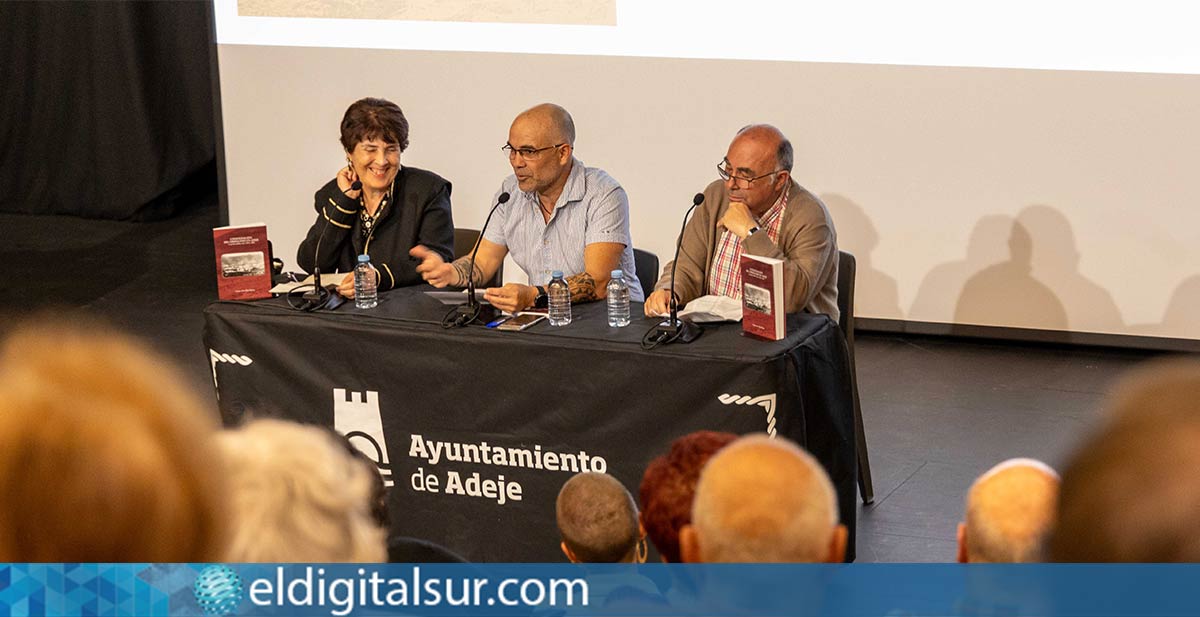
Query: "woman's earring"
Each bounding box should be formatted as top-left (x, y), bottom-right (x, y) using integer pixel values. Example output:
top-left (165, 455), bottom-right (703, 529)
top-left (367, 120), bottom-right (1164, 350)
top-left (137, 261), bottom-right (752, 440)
top-left (636, 537), bottom-right (648, 564)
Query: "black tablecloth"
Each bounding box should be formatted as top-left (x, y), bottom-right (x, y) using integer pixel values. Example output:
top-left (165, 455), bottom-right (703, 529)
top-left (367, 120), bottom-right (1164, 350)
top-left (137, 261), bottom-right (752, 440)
top-left (203, 286), bottom-right (857, 561)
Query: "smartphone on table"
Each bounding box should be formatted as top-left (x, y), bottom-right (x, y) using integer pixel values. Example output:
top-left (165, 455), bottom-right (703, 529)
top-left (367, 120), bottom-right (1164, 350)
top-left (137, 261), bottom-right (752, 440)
top-left (494, 312), bottom-right (547, 331)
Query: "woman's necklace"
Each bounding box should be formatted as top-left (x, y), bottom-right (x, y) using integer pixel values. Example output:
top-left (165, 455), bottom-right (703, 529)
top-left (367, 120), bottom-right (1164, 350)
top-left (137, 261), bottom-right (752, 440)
top-left (359, 189), bottom-right (391, 238)
top-left (360, 204), bottom-right (379, 233)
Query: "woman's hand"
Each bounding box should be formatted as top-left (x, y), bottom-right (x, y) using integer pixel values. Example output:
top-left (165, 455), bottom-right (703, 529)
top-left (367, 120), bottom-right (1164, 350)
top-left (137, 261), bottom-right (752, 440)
top-left (337, 165), bottom-right (361, 200)
top-left (336, 268), bottom-right (378, 299)
top-left (336, 273), bottom-right (356, 298)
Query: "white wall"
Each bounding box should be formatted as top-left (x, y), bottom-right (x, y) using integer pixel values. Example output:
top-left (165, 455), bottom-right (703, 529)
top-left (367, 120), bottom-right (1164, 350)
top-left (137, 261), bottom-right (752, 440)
top-left (218, 44), bottom-right (1200, 339)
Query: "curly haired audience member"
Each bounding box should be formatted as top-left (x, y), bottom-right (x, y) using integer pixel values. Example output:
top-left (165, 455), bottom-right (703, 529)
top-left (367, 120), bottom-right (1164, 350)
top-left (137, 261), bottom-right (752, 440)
top-left (1049, 360), bottom-right (1200, 562)
top-left (218, 418), bottom-right (387, 562)
top-left (0, 321), bottom-right (227, 561)
top-left (680, 434), bottom-right (846, 563)
top-left (957, 458), bottom-right (1059, 563)
top-left (638, 430), bottom-right (737, 562)
top-left (556, 472), bottom-right (647, 563)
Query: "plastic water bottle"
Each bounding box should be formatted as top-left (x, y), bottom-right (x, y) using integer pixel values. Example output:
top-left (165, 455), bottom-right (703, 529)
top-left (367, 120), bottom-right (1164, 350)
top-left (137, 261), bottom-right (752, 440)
top-left (547, 270), bottom-right (571, 326)
top-left (354, 254), bottom-right (377, 309)
top-left (606, 269), bottom-right (631, 327)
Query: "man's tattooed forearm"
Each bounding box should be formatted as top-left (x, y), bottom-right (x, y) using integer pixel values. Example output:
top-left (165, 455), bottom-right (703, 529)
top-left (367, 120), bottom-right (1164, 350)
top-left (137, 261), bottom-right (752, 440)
top-left (566, 272), bottom-right (599, 303)
top-left (451, 257), bottom-right (483, 287)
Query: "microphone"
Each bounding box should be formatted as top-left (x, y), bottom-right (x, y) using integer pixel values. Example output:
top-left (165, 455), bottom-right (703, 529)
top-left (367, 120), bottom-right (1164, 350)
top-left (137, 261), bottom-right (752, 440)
top-left (644, 193), bottom-right (705, 346)
top-left (308, 180), bottom-right (362, 294)
top-left (445, 191), bottom-right (510, 328)
top-left (300, 212), bottom-right (332, 307)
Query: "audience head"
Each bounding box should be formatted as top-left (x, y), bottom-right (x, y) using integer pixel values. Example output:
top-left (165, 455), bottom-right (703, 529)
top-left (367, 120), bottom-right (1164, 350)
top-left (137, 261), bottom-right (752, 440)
top-left (680, 434), bottom-right (845, 563)
top-left (556, 472), bottom-right (644, 563)
top-left (722, 124), bottom-right (792, 216)
top-left (957, 458), bottom-right (1059, 563)
top-left (1049, 360), bottom-right (1200, 562)
top-left (0, 319), bottom-right (227, 561)
top-left (218, 418), bottom-right (387, 562)
top-left (639, 430), bottom-right (737, 562)
top-left (507, 103), bottom-right (576, 196)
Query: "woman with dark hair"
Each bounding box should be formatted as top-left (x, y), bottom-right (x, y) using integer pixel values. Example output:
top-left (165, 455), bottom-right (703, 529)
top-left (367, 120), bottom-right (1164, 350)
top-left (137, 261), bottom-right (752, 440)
top-left (297, 97), bottom-right (455, 297)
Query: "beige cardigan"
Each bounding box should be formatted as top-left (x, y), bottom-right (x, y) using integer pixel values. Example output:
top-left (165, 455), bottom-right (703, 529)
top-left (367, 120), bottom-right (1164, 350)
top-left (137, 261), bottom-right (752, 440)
top-left (654, 178), bottom-right (839, 320)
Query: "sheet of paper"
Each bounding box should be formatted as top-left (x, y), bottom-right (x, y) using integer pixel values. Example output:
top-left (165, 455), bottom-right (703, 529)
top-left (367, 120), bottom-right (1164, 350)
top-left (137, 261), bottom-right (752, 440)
top-left (677, 294), bottom-right (743, 323)
top-left (268, 273), bottom-right (349, 294)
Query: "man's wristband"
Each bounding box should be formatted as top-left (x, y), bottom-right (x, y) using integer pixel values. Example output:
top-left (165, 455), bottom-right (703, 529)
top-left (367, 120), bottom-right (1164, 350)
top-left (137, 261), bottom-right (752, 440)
top-left (745, 225), bottom-right (761, 237)
top-left (534, 286), bottom-right (548, 309)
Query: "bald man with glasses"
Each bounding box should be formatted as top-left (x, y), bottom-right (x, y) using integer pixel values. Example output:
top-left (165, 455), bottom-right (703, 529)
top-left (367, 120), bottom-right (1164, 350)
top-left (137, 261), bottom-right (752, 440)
top-left (412, 103), bottom-right (641, 313)
top-left (645, 125), bottom-right (839, 320)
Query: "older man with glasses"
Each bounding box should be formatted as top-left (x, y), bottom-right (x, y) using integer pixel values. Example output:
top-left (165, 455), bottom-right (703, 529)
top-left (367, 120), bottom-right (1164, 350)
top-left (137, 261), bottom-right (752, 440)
top-left (644, 125), bottom-right (839, 320)
top-left (412, 103), bottom-right (641, 313)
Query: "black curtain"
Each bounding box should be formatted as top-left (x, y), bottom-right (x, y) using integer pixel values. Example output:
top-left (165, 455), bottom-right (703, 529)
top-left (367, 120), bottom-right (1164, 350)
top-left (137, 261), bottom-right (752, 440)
top-left (0, 1), bottom-right (215, 220)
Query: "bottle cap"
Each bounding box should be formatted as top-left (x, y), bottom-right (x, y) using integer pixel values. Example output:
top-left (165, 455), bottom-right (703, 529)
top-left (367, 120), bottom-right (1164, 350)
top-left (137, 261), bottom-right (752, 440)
top-left (358, 254), bottom-right (370, 263)
top-left (552, 270), bottom-right (564, 279)
top-left (611, 269), bottom-right (623, 278)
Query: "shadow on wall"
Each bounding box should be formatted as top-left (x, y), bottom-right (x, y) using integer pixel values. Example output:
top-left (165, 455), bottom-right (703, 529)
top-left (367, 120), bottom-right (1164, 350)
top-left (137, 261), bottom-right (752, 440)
top-left (1013, 205), bottom-right (1123, 333)
top-left (910, 214), bottom-right (1017, 323)
top-left (1129, 275), bottom-right (1200, 339)
top-left (820, 194), bottom-right (901, 319)
top-left (913, 205), bottom-right (1124, 333)
top-left (953, 216), bottom-right (1067, 330)
top-left (1161, 276), bottom-right (1200, 335)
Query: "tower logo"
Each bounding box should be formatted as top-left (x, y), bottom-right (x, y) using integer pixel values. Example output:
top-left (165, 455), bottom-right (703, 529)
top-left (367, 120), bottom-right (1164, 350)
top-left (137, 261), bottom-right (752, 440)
top-left (334, 388), bottom-right (393, 486)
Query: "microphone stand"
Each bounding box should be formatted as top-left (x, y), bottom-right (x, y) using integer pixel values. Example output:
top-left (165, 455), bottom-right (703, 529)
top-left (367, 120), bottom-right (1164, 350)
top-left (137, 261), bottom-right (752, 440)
top-left (644, 193), bottom-right (705, 347)
top-left (299, 180), bottom-right (361, 311)
top-left (445, 192), bottom-right (510, 328)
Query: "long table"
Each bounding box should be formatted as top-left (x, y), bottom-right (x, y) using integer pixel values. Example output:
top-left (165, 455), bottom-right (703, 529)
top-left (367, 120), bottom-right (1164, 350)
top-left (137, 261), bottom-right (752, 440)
top-left (203, 286), bottom-right (857, 562)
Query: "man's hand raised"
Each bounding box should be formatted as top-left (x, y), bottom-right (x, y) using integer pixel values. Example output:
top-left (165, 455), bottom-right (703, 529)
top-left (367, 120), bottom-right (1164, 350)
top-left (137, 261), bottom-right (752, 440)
top-left (410, 245), bottom-right (459, 288)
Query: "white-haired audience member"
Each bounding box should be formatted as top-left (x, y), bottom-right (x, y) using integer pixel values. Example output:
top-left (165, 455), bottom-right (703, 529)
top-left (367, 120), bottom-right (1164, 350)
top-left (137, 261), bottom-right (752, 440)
top-left (218, 418), bottom-right (387, 562)
top-left (1049, 360), bottom-right (1200, 562)
top-left (957, 458), bottom-right (1059, 563)
top-left (556, 472), bottom-right (647, 563)
top-left (679, 434), bottom-right (846, 563)
top-left (0, 320), bottom-right (227, 562)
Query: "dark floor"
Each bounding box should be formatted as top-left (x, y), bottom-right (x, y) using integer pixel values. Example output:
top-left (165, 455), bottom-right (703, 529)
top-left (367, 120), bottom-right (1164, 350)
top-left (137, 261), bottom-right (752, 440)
top-left (853, 333), bottom-right (1156, 561)
top-left (0, 189), bottom-right (222, 396)
top-left (3, 189), bottom-right (1165, 562)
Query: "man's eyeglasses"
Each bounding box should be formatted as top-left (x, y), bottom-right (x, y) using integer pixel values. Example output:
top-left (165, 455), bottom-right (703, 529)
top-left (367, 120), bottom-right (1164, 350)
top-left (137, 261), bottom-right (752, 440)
top-left (503, 143), bottom-right (567, 161)
top-left (717, 159), bottom-right (784, 188)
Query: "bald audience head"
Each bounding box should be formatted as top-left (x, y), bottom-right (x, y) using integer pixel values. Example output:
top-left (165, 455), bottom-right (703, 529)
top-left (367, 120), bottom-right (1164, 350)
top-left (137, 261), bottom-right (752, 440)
top-left (957, 458), bottom-right (1059, 563)
top-left (1049, 360), bottom-right (1200, 562)
top-left (679, 435), bottom-right (846, 563)
top-left (556, 472), bottom-right (643, 563)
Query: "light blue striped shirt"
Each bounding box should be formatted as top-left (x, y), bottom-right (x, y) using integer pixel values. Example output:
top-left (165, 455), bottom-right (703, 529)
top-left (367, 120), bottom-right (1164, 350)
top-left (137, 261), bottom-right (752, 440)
top-left (484, 158), bottom-right (644, 300)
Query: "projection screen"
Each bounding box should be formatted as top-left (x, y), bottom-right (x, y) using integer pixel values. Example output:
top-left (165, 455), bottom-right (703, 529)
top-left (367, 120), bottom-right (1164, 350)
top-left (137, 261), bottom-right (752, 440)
top-left (212, 0), bottom-right (1200, 345)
